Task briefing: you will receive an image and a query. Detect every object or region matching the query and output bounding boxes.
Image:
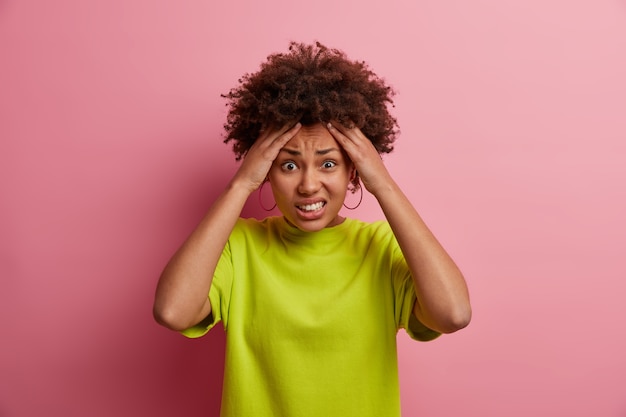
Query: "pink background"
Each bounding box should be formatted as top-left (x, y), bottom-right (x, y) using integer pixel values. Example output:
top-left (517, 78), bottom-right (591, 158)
top-left (2, 1), bottom-right (625, 416)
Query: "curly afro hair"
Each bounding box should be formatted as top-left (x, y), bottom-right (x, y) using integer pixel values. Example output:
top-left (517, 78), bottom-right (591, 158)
top-left (222, 41), bottom-right (399, 161)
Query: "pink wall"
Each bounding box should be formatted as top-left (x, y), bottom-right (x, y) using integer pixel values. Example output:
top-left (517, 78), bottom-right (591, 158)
top-left (2, 1), bottom-right (625, 416)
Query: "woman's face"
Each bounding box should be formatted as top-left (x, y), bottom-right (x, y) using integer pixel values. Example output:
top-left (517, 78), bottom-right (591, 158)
top-left (268, 123), bottom-right (354, 232)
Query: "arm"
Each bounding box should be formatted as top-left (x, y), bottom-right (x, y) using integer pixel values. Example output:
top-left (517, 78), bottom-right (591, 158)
top-left (327, 123), bottom-right (471, 334)
top-left (153, 123), bottom-right (302, 331)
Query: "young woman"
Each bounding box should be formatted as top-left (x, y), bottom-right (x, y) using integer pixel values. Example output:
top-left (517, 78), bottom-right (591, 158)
top-left (154, 42), bottom-right (471, 417)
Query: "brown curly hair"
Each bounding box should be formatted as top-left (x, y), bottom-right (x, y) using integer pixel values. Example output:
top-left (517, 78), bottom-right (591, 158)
top-left (222, 41), bottom-right (399, 161)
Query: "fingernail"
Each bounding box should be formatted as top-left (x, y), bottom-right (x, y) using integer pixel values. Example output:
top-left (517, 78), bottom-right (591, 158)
top-left (327, 122), bottom-right (333, 129)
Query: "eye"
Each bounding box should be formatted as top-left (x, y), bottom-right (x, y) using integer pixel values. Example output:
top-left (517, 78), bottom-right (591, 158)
top-left (322, 161), bottom-right (337, 169)
top-left (281, 161), bottom-right (298, 171)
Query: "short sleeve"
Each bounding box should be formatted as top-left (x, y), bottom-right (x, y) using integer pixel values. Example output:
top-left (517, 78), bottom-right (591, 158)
top-left (180, 239), bottom-right (234, 338)
top-left (391, 240), bottom-right (441, 342)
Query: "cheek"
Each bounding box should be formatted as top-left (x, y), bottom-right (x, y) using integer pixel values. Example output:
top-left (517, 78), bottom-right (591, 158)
top-left (267, 175), bottom-right (292, 200)
top-left (326, 181), bottom-right (349, 198)
top-left (267, 166), bottom-right (283, 185)
top-left (335, 168), bottom-right (353, 187)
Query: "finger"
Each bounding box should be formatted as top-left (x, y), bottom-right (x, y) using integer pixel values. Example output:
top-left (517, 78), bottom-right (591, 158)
top-left (257, 121), bottom-right (279, 142)
top-left (327, 122), bottom-right (382, 173)
top-left (327, 122), bottom-right (361, 152)
top-left (271, 121), bottom-right (301, 145)
top-left (330, 121), bottom-right (371, 144)
top-left (258, 122), bottom-right (302, 160)
top-left (251, 122), bottom-right (300, 154)
top-left (268, 122), bottom-right (302, 152)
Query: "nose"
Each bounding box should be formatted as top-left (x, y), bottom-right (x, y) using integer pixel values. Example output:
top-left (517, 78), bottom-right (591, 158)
top-left (297, 168), bottom-right (321, 195)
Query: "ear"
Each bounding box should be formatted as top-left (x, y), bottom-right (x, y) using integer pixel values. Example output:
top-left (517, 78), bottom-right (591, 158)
top-left (349, 167), bottom-right (357, 181)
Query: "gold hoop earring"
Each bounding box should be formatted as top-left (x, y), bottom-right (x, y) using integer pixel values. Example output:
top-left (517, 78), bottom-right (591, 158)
top-left (343, 184), bottom-right (363, 210)
top-left (259, 180), bottom-right (276, 211)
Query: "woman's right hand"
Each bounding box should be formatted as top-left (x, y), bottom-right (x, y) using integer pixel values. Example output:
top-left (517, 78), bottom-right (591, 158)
top-left (231, 122), bottom-right (302, 192)
top-left (154, 121), bottom-right (301, 332)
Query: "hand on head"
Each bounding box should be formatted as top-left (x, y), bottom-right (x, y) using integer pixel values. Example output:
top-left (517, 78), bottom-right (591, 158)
top-left (231, 122), bottom-right (302, 193)
top-left (232, 119), bottom-right (394, 209)
top-left (326, 122), bottom-right (392, 197)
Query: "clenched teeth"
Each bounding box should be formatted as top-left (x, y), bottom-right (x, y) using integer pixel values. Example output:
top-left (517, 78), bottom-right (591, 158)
top-left (298, 202), bottom-right (325, 212)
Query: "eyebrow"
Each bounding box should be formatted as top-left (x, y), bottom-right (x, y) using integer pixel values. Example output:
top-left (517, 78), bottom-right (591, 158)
top-left (280, 148), bottom-right (340, 156)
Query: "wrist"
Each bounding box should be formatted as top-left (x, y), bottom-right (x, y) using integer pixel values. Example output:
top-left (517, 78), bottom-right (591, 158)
top-left (365, 175), bottom-right (397, 200)
top-left (226, 177), bottom-right (258, 198)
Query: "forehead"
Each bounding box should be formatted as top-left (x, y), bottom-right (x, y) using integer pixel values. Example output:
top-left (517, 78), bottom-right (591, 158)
top-left (283, 123), bottom-right (339, 152)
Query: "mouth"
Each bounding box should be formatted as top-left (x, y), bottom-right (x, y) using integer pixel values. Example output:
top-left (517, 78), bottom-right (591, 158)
top-left (296, 201), bottom-right (326, 213)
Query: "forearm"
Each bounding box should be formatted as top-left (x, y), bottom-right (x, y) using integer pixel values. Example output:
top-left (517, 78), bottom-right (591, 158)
top-left (153, 124), bottom-right (302, 331)
top-left (153, 181), bottom-right (252, 331)
top-left (374, 180), bottom-right (471, 334)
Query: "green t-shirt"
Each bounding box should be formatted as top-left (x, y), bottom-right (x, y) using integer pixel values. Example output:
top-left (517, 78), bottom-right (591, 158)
top-left (183, 216), bottom-right (440, 417)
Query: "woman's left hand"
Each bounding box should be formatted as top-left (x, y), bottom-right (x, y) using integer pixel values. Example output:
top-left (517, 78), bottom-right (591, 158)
top-left (326, 122), bottom-right (393, 197)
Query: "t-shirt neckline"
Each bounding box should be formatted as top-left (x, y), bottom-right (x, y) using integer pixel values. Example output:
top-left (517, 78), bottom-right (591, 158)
top-left (275, 216), bottom-right (355, 242)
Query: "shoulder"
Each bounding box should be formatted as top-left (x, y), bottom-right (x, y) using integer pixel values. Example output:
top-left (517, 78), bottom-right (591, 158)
top-left (233, 216), bottom-right (265, 230)
top-left (345, 218), bottom-right (393, 238)
top-left (230, 216), bottom-right (282, 241)
top-left (343, 218), bottom-right (397, 249)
